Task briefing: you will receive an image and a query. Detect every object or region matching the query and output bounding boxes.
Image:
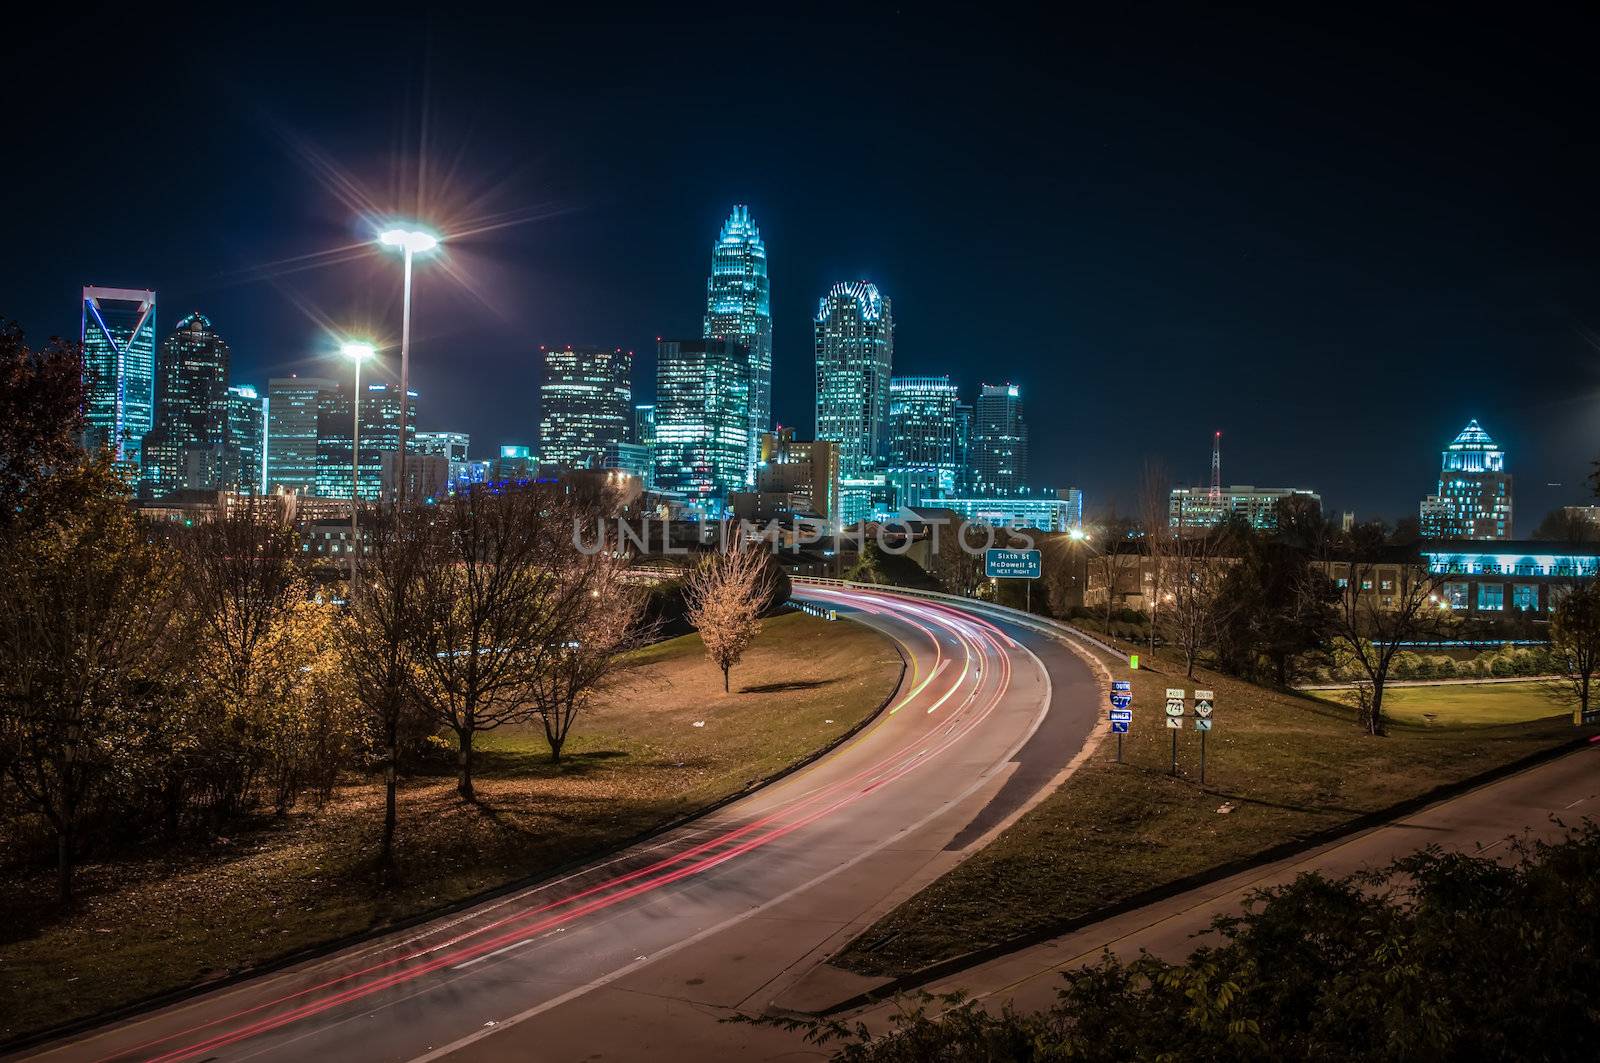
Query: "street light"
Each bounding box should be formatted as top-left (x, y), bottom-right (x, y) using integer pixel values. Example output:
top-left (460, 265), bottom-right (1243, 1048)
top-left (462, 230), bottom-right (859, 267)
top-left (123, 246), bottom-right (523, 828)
top-left (341, 341), bottom-right (376, 599)
top-left (377, 225), bottom-right (440, 506)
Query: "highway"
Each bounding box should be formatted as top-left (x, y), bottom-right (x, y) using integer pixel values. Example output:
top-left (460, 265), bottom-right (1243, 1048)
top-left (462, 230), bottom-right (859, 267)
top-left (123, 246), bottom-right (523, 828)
top-left (22, 584), bottom-right (1103, 1063)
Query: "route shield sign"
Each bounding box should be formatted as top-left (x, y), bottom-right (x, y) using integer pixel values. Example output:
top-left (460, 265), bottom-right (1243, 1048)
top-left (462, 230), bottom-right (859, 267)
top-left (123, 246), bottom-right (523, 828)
top-left (985, 548), bottom-right (1042, 579)
top-left (1164, 699), bottom-right (1184, 717)
top-left (1109, 708), bottom-right (1132, 723)
top-left (1166, 716), bottom-right (1183, 729)
top-left (1194, 689), bottom-right (1214, 718)
top-left (1111, 719), bottom-right (1130, 734)
top-left (1194, 718), bottom-right (1213, 732)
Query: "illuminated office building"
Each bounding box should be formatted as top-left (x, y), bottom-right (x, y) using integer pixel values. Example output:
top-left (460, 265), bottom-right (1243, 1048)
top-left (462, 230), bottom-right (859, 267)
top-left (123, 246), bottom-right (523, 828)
top-left (972, 383), bottom-right (1027, 495)
top-left (267, 375), bottom-right (336, 494)
top-left (1420, 419), bottom-right (1512, 540)
top-left (654, 337), bottom-right (750, 512)
top-left (633, 404), bottom-right (656, 446)
top-left (538, 345), bottom-right (632, 470)
top-left (415, 430), bottom-right (470, 462)
top-left (223, 384), bottom-right (267, 494)
top-left (139, 311), bottom-right (231, 497)
top-left (814, 281), bottom-right (893, 524)
top-left (888, 375), bottom-right (962, 508)
top-left (703, 206), bottom-right (771, 476)
top-left (1170, 485), bottom-right (1320, 531)
top-left (81, 286), bottom-right (157, 464)
top-left (314, 383), bottom-right (418, 500)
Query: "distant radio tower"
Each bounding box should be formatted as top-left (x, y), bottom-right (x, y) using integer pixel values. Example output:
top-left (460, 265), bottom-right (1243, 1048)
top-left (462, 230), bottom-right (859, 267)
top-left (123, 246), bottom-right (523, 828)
top-left (1210, 431), bottom-right (1222, 510)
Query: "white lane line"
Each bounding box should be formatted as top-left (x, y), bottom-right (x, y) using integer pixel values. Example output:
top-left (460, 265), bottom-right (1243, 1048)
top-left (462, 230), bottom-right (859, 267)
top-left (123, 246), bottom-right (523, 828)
top-left (405, 596), bottom-right (1057, 1063)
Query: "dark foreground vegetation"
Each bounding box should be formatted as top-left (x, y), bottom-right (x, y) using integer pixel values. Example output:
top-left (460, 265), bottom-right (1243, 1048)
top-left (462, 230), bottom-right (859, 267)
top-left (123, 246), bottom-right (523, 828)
top-left (756, 823), bottom-right (1600, 1061)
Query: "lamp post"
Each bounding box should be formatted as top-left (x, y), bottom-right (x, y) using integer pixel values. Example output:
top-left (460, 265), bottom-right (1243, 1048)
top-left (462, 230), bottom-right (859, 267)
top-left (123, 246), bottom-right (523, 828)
top-left (377, 226), bottom-right (439, 506)
top-left (341, 341), bottom-right (376, 600)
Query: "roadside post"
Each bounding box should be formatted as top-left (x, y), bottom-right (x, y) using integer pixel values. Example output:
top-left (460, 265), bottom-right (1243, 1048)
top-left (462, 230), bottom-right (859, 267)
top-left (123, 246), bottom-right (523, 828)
top-left (1193, 689), bottom-right (1214, 784)
top-left (984, 548), bottom-right (1042, 613)
top-left (1109, 680), bottom-right (1132, 763)
top-left (1165, 687), bottom-right (1185, 775)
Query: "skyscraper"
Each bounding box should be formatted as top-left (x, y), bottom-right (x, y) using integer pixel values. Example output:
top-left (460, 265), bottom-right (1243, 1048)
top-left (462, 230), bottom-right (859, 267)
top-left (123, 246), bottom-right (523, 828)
top-left (223, 385), bottom-right (267, 494)
top-left (1420, 419), bottom-right (1513, 539)
top-left (415, 431), bottom-right (470, 462)
top-left (703, 206), bottom-right (771, 478)
top-left (315, 383), bottom-right (418, 500)
top-left (81, 286), bottom-right (157, 464)
top-left (972, 383), bottom-right (1028, 495)
top-left (888, 375), bottom-right (962, 508)
top-left (654, 338), bottom-right (750, 511)
top-left (538, 345), bottom-right (632, 469)
top-left (267, 375), bottom-right (336, 493)
top-left (140, 311), bottom-right (230, 496)
top-left (633, 404), bottom-right (656, 447)
top-left (814, 281), bottom-right (893, 523)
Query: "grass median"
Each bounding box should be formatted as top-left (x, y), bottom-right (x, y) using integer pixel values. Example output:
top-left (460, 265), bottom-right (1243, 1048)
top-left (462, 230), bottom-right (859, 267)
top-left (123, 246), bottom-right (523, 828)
top-left (0, 610), bottom-right (902, 1044)
top-left (835, 643), bottom-right (1592, 980)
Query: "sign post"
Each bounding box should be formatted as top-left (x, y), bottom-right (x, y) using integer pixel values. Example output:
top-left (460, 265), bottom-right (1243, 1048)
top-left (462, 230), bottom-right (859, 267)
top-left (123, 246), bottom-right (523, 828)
top-left (1165, 688), bottom-right (1185, 776)
top-left (985, 548), bottom-right (1042, 613)
top-left (1193, 689), bottom-right (1214, 784)
top-left (1109, 681), bottom-right (1132, 763)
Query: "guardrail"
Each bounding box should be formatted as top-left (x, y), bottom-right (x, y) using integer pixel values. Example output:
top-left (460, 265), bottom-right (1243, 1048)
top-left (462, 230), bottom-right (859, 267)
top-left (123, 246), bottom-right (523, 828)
top-left (791, 576), bottom-right (1129, 663)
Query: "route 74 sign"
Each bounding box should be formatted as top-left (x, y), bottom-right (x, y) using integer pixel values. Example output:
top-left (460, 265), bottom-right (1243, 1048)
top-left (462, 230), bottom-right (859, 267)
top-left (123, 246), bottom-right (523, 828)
top-left (1164, 688), bottom-right (1185, 717)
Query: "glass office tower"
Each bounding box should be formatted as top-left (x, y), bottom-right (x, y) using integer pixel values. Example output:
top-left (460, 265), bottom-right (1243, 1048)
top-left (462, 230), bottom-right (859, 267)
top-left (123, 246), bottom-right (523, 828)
top-left (538, 345), bottom-right (632, 469)
top-left (888, 375), bottom-right (963, 508)
top-left (814, 281), bottom-right (893, 524)
top-left (267, 375), bottom-right (337, 493)
top-left (703, 206), bottom-right (771, 480)
top-left (140, 310), bottom-right (231, 496)
top-left (224, 384), bottom-right (267, 494)
top-left (972, 383), bottom-right (1028, 496)
top-left (315, 383), bottom-right (418, 500)
top-left (81, 286), bottom-right (157, 464)
top-left (654, 338), bottom-right (750, 512)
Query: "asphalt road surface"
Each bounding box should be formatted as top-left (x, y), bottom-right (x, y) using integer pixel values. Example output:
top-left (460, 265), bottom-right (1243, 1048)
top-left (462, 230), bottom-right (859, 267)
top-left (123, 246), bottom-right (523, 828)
top-left (22, 584), bottom-right (1102, 1063)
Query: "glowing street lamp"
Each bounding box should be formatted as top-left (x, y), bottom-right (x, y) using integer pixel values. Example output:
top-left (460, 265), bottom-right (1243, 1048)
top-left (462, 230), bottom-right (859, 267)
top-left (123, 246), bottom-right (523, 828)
top-left (341, 341), bottom-right (376, 598)
top-left (376, 225), bottom-right (439, 505)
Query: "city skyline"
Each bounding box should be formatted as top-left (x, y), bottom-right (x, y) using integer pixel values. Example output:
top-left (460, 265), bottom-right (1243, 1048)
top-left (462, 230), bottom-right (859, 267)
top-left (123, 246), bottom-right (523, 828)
top-left (7, 10), bottom-right (1600, 524)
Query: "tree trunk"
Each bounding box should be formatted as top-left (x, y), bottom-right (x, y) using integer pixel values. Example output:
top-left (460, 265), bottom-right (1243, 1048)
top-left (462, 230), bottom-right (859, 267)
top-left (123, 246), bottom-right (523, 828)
top-left (722, 664), bottom-right (730, 693)
top-left (57, 823), bottom-right (73, 907)
top-left (457, 728), bottom-right (475, 800)
top-left (1368, 679), bottom-right (1386, 736)
top-left (380, 749), bottom-right (398, 866)
top-left (548, 733), bottom-right (564, 764)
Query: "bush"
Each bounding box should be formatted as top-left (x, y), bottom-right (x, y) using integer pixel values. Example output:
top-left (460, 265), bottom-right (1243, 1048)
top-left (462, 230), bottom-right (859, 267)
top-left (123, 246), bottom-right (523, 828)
top-left (762, 825), bottom-right (1600, 1061)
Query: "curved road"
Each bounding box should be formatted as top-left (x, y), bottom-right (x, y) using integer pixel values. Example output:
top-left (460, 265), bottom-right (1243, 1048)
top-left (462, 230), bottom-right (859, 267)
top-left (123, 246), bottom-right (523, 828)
top-left (22, 585), bottom-right (1102, 1063)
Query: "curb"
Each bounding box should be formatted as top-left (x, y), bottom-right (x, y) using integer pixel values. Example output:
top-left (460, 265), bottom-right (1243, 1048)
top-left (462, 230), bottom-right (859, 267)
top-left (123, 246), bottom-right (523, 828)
top-left (810, 732), bottom-right (1594, 1016)
top-left (4, 609), bottom-right (909, 1057)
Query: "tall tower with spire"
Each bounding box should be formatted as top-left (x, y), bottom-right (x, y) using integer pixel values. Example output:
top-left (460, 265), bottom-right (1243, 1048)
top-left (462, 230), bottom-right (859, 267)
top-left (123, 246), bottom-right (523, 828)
top-left (703, 206), bottom-right (771, 482)
top-left (1420, 419), bottom-right (1512, 540)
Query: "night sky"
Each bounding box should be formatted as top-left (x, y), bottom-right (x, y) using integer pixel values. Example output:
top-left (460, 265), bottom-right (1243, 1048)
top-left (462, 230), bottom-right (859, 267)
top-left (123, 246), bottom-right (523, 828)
top-left (6, 5), bottom-right (1599, 526)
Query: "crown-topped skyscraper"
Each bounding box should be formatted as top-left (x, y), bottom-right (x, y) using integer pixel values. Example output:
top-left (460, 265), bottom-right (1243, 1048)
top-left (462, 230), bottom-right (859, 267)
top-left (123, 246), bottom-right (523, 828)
top-left (1420, 419), bottom-right (1512, 540)
top-left (703, 205), bottom-right (771, 483)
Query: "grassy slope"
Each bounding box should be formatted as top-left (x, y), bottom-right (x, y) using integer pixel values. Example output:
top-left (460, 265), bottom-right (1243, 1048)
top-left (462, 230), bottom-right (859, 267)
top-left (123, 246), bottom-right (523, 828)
top-left (0, 611), bottom-right (902, 1043)
top-left (1329, 680), bottom-right (1570, 726)
top-left (837, 646), bottom-right (1590, 978)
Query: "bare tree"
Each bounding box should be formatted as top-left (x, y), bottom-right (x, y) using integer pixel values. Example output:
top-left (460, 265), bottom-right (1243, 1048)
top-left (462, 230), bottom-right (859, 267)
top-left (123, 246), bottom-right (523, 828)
top-left (932, 519), bottom-right (988, 598)
top-left (1550, 581), bottom-right (1600, 724)
top-left (1167, 527), bottom-right (1227, 677)
top-left (685, 542), bottom-right (776, 693)
top-left (526, 548), bottom-right (647, 762)
top-left (409, 486), bottom-right (588, 800)
top-left (337, 502), bottom-right (430, 865)
top-left (181, 498), bottom-right (321, 817)
top-left (1137, 460), bottom-right (1172, 652)
top-left (0, 459), bottom-right (186, 903)
top-left (1323, 526), bottom-right (1451, 735)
